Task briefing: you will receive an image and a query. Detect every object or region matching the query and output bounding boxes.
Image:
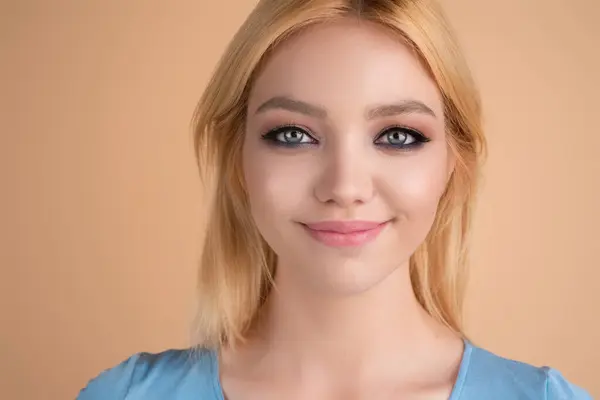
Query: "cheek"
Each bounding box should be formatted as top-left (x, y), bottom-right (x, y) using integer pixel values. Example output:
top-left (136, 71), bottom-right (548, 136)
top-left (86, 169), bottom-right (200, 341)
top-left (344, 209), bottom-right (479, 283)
top-left (242, 144), bottom-right (309, 224)
top-left (379, 149), bottom-right (450, 220)
top-left (242, 149), bottom-right (315, 257)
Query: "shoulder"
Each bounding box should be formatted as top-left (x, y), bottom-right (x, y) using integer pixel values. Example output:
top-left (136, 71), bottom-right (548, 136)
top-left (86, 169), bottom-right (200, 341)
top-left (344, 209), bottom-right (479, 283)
top-left (457, 342), bottom-right (592, 399)
top-left (77, 348), bottom-right (221, 400)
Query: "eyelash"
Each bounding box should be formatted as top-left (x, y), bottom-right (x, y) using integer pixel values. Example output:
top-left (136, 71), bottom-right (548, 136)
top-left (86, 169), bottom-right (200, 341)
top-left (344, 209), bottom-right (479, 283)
top-left (260, 124), bottom-right (431, 151)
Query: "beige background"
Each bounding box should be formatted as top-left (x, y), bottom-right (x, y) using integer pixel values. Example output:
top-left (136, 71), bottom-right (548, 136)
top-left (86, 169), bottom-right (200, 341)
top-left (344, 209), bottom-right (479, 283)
top-left (2, 0), bottom-right (599, 399)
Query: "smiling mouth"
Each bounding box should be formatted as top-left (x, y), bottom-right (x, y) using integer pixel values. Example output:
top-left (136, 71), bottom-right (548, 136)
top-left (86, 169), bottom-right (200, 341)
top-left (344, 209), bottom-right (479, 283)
top-left (299, 220), bottom-right (390, 247)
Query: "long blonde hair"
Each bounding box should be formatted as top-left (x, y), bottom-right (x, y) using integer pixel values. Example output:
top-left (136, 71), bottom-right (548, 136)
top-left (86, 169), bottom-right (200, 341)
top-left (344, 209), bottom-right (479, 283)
top-left (192, 0), bottom-right (486, 349)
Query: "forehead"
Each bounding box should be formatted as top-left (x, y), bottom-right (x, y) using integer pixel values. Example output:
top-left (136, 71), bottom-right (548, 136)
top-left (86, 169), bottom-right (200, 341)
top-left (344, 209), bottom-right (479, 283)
top-left (248, 19), bottom-right (443, 117)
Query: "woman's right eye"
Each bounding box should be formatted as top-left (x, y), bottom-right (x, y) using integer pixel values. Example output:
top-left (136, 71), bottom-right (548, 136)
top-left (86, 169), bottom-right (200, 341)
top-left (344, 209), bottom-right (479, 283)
top-left (261, 125), bottom-right (317, 147)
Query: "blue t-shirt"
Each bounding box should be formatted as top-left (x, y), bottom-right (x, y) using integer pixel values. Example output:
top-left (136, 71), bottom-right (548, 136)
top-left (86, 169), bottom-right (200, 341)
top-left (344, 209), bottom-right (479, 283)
top-left (78, 340), bottom-right (592, 399)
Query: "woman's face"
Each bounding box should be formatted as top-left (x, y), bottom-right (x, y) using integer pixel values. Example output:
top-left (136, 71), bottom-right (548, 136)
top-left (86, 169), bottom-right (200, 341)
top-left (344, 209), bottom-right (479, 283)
top-left (242, 19), bottom-right (453, 294)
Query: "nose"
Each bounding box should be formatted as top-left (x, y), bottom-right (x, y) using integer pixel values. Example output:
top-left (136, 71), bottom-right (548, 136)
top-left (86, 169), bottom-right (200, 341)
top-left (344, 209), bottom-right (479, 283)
top-left (313, 143), bottom-right (375, 207)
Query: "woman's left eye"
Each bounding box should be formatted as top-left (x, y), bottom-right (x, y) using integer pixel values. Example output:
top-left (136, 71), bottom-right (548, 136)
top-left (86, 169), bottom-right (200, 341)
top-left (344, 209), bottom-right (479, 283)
top-left (374, 126), bottom-right (430, 149)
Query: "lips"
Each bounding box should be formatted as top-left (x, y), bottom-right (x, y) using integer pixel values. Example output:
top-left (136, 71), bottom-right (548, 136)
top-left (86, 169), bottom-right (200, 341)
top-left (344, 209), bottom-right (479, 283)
top-left (300, 220), bottom-right (389, 247)
top-left (303, 220), bottom-right (386, 233)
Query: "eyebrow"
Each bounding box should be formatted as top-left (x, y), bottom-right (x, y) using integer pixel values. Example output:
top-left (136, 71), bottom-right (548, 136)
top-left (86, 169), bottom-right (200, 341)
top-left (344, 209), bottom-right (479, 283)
top-left (254, 96), bottom-right (437, 119)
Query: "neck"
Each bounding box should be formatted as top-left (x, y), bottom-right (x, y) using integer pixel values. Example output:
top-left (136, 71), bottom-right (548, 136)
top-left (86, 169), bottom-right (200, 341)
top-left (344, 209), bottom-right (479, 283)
top-left (242, 260), bottom-right (459, 379)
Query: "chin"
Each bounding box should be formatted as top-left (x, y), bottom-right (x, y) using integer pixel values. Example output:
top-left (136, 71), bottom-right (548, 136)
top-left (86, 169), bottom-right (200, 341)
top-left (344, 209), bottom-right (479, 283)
top-left (289, 254), bottom-right (405, 296)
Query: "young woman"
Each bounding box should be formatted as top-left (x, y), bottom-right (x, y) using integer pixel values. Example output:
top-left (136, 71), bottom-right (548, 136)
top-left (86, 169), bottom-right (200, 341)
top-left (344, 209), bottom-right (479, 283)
top-left (79, 0), bottom-right (591, 399)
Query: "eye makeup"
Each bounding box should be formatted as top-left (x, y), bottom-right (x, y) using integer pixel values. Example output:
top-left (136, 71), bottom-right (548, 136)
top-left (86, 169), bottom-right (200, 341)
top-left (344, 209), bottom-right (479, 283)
top-left (372, 125), bottom-right (431, 150)
top-left (260, 124), bottom-right (317, 148)
top-left (260, 123), bottom-right (431, 151)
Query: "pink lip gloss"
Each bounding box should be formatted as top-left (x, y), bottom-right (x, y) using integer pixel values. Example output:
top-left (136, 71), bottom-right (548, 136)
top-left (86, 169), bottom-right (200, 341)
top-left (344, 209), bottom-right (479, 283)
top-left (301, 220), bottom-right (389, 247)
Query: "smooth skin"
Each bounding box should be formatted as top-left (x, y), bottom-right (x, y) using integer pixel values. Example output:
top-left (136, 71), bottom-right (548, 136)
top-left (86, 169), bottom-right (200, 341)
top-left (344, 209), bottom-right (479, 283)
top-left (220, 18), bottom-right (463, 400)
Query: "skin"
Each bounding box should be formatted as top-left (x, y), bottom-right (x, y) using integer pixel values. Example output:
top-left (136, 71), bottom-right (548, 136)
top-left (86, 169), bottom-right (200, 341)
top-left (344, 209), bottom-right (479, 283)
top-left (220, 18), bottom-right (463, 400)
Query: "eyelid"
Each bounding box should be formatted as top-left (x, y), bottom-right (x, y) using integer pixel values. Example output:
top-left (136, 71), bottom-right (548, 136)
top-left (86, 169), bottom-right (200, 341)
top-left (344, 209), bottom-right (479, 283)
top-left (264, 124), bottom-right (427, 139)
top-left (374, 125), bottom-right (430, 142)
top-left (264, 123), bottom-right (317, 138)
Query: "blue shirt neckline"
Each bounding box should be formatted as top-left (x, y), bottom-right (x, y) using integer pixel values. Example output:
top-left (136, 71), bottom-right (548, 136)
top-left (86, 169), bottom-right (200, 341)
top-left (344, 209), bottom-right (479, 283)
top-left (209, 339), bottom-right (474, 400)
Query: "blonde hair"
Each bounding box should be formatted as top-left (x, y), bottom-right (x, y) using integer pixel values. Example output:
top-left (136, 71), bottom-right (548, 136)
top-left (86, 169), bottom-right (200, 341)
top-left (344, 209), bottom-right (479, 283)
top-left (192, 0), bottom-right (486, 349)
